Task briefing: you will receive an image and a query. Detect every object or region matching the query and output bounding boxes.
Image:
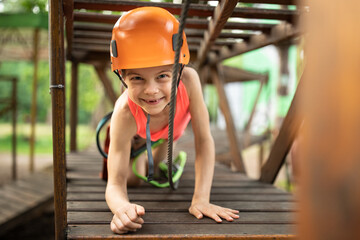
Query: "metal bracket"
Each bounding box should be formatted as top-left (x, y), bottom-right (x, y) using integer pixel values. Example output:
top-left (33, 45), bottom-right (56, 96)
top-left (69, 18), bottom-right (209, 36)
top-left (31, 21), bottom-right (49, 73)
top-left (49, 84), bottom-right (64, 93)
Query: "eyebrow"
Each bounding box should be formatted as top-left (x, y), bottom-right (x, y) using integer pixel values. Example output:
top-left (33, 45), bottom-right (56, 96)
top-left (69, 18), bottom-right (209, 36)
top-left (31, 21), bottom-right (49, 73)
top-left (127, 69), bottom-right (172, 76)
top-left (157, 69), bottom-right (172, 74)
top-left (126, 71), bottom-right (141, 76)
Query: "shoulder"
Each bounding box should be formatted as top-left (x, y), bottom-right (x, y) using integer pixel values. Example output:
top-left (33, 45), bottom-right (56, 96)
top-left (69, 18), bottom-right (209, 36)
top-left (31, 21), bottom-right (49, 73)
top-left (181, 66), bottom-right (201, 99)
top-left (111, 92), bottom-right (137, 138)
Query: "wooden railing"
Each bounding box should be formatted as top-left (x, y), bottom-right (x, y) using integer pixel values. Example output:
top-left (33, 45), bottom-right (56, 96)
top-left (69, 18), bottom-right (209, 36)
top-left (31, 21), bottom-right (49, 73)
top-left (0, 75), bottom-right (17, 180)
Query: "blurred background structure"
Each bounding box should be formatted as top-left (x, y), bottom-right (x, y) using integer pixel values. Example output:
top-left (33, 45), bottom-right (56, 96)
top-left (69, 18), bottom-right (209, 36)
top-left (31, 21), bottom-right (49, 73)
top-left (6, 0), bottom-right (360, 240)
top-left (1, 0), bottom-right (303, 239)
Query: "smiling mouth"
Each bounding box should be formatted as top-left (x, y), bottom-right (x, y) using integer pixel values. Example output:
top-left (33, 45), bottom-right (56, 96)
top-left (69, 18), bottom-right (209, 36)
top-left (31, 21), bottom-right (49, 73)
top-left (142, 97), bottom-right (165, 105)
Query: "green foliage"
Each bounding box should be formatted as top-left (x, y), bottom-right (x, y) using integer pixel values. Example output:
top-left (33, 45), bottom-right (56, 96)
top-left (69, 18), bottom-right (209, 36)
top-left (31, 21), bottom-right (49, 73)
top-left (0, 60), bottom-right (105, 124)
top-left (0, 123), bottom-right (95, 154)
top-left (0, 0), bottom-right (47, 13)
top-left (19, 0), bottom-right (47, 13)
top-left (65, 63), bottom-right (103, 124)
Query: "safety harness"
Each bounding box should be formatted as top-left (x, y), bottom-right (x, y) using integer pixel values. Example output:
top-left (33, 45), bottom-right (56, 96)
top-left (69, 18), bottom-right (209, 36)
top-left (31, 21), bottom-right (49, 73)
top-left (97, 1), bottom-right (191, 189)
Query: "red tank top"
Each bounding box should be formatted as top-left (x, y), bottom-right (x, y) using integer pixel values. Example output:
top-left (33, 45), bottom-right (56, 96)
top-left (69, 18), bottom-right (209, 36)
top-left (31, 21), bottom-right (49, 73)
top-left (127, 81), bottom-right (191, 141)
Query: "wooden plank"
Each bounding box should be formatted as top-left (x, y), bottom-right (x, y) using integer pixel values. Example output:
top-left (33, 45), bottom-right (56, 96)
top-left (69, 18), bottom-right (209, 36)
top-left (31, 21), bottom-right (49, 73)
top-left (203, 0), bottom-right (297, 4)
top-left (2, 185), bottom-right (45, 201)
top-left (67, 193), bottom-right (293, 202)
top-left (73, 12), bottom-right (276, 32)
top-left (0, 189), bottom-right (38, 206)
top-left (68, 211), bottom-right (295, 224)
top-left (67, 200), bottom-right (295, 212)
top-left (67, 178), bottom-right (273, 188)
top-left (214, 22), bottom-right (301, 63)
top-left (67, 168), bottom-right (257, 181)
top-left (67, 186), bottom-right (284, 194)
top-left (67, 201), bottom-right (296, 212)
top-left (67, 224), bottom-right (296, 238)
top-left (14, 179), bottom-right (53, 196)
top-left (0, 171), bottom-right (55, 235)
top-left (73, 0), bottom-right (298, 21)
top-left (237, 0), bottom-right (297, 4)
top-left (0, 196), bottom-right (26, 215)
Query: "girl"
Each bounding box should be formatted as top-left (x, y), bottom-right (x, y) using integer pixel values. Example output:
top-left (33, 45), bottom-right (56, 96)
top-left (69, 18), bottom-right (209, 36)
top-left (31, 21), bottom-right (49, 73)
top-left (106, 7), bottom-right (239, 234)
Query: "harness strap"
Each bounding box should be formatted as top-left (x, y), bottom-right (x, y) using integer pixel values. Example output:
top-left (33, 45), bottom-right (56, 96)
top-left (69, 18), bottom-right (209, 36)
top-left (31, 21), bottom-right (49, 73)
top-left (146, 114), bottom-right (154, 182)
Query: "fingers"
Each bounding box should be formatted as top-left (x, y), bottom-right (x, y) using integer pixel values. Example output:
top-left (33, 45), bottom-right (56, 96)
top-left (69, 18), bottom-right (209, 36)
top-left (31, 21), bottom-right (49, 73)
top-left (111, 217), bottom-right (133, 234)
top-left (111, 204), bottom-right (145, 234)
top-left (135, 204), bottom-right (146, 217)
top-left (189, 206), bottom-right (203, 219)
top-left (190, 203), bottom-right (240, 223)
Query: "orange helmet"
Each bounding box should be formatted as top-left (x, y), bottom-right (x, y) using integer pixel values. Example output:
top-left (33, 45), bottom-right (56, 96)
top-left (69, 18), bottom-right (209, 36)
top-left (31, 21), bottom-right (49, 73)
top-left (110, 7), bottom-right (190, 72)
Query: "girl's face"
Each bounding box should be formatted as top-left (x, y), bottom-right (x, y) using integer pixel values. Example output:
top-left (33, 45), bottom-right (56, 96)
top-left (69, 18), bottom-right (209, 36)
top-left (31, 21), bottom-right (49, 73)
top-left (123, 64), bottom-right (173, 116)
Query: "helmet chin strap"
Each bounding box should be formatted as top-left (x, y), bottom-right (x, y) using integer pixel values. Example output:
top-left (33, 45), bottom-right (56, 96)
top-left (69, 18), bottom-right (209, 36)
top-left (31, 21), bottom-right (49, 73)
top-left (114, 70), bottom-right (128, 88)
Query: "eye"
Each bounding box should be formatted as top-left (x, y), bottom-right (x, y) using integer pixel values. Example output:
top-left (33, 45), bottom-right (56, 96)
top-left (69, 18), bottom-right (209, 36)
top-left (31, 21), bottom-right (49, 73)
top-left (157, 73), bottom-right (170, 79)
top-left (130, 76), bottom-right (143, 81)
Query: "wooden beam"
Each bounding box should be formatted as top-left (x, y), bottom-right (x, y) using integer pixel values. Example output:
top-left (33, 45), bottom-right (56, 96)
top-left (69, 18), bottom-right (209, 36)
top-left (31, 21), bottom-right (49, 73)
top-left (63, 0), bottom-right (74, 60)
top-left (203, 64), bottom-right (268, 84)
top-left (186, 29), bottom-right (254, 40)
top-left (213, 22), bottom-right (301, 63)
top-left (94, 65), bottom-right (117, 105)
top-left (240, 0), bottom-right (297, 5)
top-left (211, 65), bottom-right (246, 173)
top-left (203, 0), bottom-right (297, 5)
top-left (74, 30), bottom-right (111, 39)
top-left (196, 0), bottom-right (238, 68)
top-left (70, 61), bottom-right (79, 152)
top-left (49, 0), bottom-right (67, 240)
top-left (73, 0), bottom-right (299, 21)
top-left (259, 76), bottom-right (303, 184)
top-left (73, 12), bottom-right (276, 33)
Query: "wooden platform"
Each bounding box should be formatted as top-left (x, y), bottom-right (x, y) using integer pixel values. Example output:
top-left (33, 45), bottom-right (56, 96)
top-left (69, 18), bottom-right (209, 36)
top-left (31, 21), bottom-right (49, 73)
top-left (66, 130), bottom-right (296, 239)
top-left (0, 170), bottom-right (54, 236)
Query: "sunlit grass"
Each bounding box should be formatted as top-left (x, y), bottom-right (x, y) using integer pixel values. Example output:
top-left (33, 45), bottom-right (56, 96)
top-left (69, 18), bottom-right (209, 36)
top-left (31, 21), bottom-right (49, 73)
top-left (0, 123), bottom-right (96, 154)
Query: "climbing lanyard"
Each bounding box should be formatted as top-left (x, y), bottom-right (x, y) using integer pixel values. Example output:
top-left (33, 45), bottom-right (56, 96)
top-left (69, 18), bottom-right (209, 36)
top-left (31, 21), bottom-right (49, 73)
top-left (145, 114), bottom-right (154, 181)
top-left (167, 0), bottom-right (191, 190)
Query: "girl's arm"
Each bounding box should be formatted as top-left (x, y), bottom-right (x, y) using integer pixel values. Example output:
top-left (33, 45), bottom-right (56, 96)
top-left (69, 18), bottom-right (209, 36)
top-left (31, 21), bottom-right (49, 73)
top-left (182, 67), bottom-right (239, 222)
top-left (105, 96), bottom-right (145, 234)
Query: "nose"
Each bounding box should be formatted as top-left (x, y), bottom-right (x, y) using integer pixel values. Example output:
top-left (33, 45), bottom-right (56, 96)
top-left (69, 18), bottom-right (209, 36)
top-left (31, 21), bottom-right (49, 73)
top-left (144, 80), bottom-right (159, 95)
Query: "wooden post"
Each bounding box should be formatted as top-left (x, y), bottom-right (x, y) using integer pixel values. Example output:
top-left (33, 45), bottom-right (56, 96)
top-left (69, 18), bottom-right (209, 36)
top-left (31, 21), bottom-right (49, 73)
top-left (12, 77), bottom-right (17, 180)
top-left (70, 61), bottom-right (78, 152)
top-left (259, 77), bottom-right (302, 183)
top-left (29, 28), bottom-right (39, 173)
top-left (211, 65), bottom-right (246, 173)
top-left (94, 64), bottom-right (117, 105)
top-left (298, 0), bottom-right (360, 239)
top-left (49, 0), bottom-right (67, 239)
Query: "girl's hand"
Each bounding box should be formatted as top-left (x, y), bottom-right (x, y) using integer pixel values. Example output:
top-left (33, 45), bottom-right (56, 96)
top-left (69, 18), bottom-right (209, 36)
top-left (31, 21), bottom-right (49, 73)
top-left (110, 203), bottom-right (145, 234)
top-left (189, 200), bottom-right (239, 223)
